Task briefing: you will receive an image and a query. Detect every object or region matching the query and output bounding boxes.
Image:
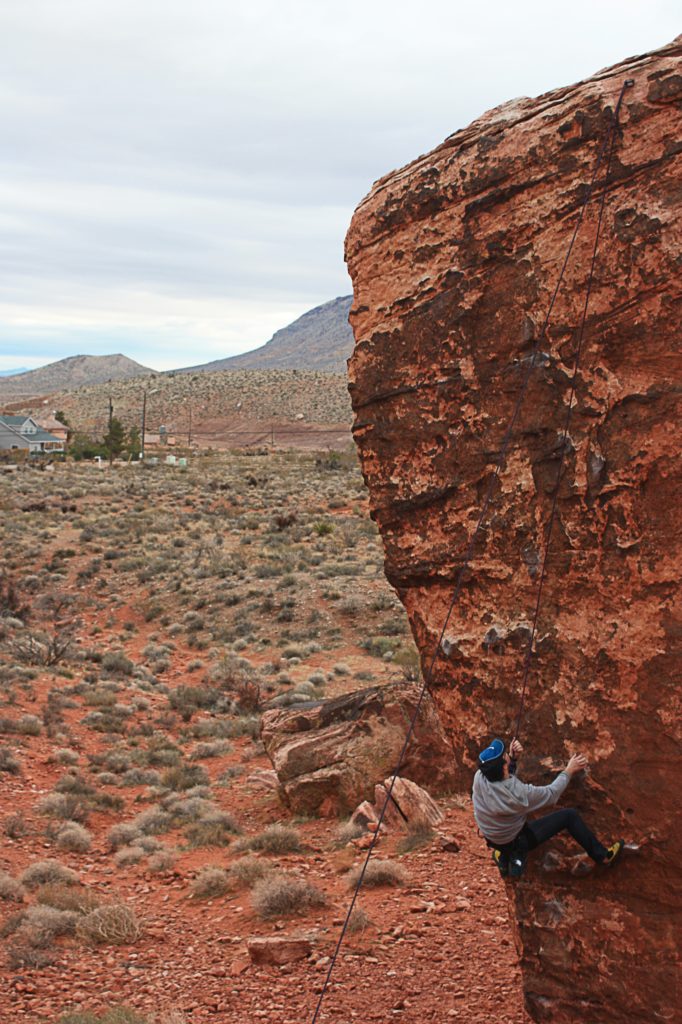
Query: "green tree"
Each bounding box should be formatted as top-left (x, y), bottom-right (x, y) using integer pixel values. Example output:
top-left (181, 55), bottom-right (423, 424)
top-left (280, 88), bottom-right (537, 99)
top-left (54, 411), bottom-right (73, 443)
top-left (69, 433), bottom-right (107, 461)
top-left (103, 417), bottom-right (127, 460)
top-left (127, 426), bottom-right (141, 458)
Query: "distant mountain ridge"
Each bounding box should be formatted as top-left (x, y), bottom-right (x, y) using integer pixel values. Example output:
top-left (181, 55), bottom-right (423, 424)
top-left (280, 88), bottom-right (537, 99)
top-left (0, 354), bottom-right (155, 397)
top-left (0, 297), bottom-right (354, 399)
top-left (177, 295), bottom-right (354, 374)
top-left (0, 367), bottom-right (29, 377)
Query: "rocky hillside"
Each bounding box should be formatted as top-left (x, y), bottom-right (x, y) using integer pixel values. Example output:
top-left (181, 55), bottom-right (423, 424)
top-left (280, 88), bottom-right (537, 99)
top-left (14, 368), bottom-right (353, 445)
top-left (0, 354), bottom-right (155, 397)
top-left (346, 37), bottom-right (681, 1024)
top-left (178, 296), bottom-right (354, 374)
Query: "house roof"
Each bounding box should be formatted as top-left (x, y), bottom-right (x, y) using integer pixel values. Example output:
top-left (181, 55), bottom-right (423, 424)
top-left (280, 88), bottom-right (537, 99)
top-left (0, 415), bottom-right (31, 427)
top-left (29, 428), bottom-right (63, 444)
top-left (0, 417), bottom-right (62, 445)
top-left (34, 414), bottom-right (68, 432)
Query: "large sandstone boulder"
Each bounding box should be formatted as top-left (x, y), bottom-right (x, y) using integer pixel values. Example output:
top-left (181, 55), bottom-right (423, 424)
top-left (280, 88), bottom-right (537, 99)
top-left (260, 680), bottom-right (454, 815)
top-left (345, 38), bottom-right (680, 1024)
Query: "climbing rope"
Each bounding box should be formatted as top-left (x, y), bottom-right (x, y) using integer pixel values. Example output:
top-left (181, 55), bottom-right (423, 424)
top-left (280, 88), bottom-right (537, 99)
top-left (511, 77), bottom-right (633, 742)
top-left (309, 79), bottom-right (633, 1024)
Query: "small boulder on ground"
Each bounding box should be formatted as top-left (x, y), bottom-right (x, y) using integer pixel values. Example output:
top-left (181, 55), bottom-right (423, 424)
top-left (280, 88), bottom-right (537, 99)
top-left (374, 776), bottom-right (445, 830)
top-left (349, 777), bottom-right (444, 834)
top-left (260, 680), bottom-right (454, 816)
top-left (246, 936), bottom-right (312, 965)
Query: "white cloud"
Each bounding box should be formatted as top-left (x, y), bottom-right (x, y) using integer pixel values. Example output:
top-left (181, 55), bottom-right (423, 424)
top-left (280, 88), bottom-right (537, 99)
top-left (0, 0), bottom-right (678, 370)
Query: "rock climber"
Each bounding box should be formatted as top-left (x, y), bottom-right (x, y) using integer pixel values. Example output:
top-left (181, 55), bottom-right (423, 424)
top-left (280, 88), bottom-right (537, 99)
top-left (472, 737), bottom-right (624, 878)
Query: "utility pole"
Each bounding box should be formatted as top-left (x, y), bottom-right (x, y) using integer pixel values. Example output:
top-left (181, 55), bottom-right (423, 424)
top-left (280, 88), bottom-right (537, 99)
top-left (187, 405), bottom-right (192, 448)
top-left (141, 387), bottom-right (158, 460)
top-left (141, 391), bottom-right (147, 459)
top-left (108, 395), bottom-right (113, 466)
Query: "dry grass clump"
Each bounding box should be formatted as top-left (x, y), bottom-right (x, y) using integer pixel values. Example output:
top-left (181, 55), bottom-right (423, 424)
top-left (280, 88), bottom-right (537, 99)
top-left (160, 763), bottom-right (209, 791)
top-left (184, 810), bottom-right (241, 848)
top-left (347, 907), bottom-right (372, 934)
top-left (190, 867), bottom-right (229, 898)
top-left (346, 859), bottom-right (406, 888)
top-left (335, 820), bottom-right (367, 846)
top-left (114, 845), bottom-right (146, 867)
top-left (35, 882), bottom-right (101, 914)
top-left (50, 747), bottom-right (80, 766)
top-left (396, 823), bottom-right (435, 854)
top-left (76, 903), bottom-right (141, 945)
top-left (0, 745), bottom-right (20, 774)
top-left (108, 822), bottom-right (143, 850)
top-left (20, 859), bottom-right (79, 890)
top-left (57, 1009), bottom-right (153, 1024)
top-left (0, 870), bottom-right (25, 902)
top-left (147, 847), bottom-right (177, 873)
top-left (235, 823), bottom-right (302, 855)
top-left (250, 873), bottom-right (327, 918)
top-left (228, 855), bottom-right (272, 888)
top-left (56, 821), bottom-right (93, 852)
top-left (58, 1006), bottom-right (186, 1023)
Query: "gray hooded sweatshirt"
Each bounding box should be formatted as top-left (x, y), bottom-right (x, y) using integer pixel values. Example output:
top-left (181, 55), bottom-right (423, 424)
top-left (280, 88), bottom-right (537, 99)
top-left (472, 769), bottom-right (570, 844)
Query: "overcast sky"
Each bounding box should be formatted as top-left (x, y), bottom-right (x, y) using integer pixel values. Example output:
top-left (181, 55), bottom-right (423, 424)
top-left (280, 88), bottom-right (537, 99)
top-left (0, 1), bottom-right (677, 371)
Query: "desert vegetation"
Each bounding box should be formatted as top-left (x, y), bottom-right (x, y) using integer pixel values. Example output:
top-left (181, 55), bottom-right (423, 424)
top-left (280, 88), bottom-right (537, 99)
top-left (0, 448), bottom-right (522, 1022)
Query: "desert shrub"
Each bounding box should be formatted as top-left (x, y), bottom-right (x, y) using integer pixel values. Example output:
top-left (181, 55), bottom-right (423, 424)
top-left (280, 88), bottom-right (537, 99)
top-left (228, 856), bottom-right (272, 888)
top-left (190, 867), bottom-right (229, 898)
top-left (161, 763), bottom-right (209, 791)
top-left (236, 823), bottom-right (302, 855)
top-left (50, 747), bottom-right (80, 766)
top-left (101, 749), bottom-right (132, 773)
top-left (189, 740), bottom-right (232, 760)
top-left (184, 811), bottom-right (241, 848)
top-left (188, 718), bottom-right (235, 739)
top-left (108, 822), bottom-right (143, 850)
top-left (6, 943), bottom-right (55, 968)
top-left (58, 1007), bottom-right (155, 1024)
top-left (347, 907), bottom-right (372, 934)
top-left (3, 812), bottom-right (29, 838)
top-left (147, 848), bottom-right (176, 873)
top-left (36, 792), bottom-right (89, 823)
top-left (220, 715), bottom-right (261, 740)
top-left (0, 713), bottom-right (42, 735)
top-left (101, 651), bottom-right (134, 677)
top-left (35, 882), bottom-right (101, 914)
top-left (335, 820), bottom-right (366, 845)
top-left (0, 745), bottom-right (20, 774)
top-left (168, 684), bottom-right (221, 717)
top-left (56, 822), bottom-right (93, 853)
top-left (396, 824), bottom-right (435, 854)
top-left (132, 806), bottom-right (173, 835)
top-left (163, 794), bottom-right (213, 822)
top-left (114, 845), bottom-right (146, 867)
top-left (250, 873), bottom-right (327, 919)
top-left (16, 904), bottom-right (78, 947)
top-left (0, 870), bottom-right (25, 902)
top-left (121, 768), bottom-right (161, 787)
top-left (76, 903), bottom-right (141, 945)
top-left (346, 859), bottom-right (406, 888)
top-left (20, 860), bottom-right (79, 890)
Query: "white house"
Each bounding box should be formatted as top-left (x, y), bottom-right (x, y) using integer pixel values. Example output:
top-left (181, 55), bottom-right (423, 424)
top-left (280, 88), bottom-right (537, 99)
top-left (0, 416), bottom-right (64, 453)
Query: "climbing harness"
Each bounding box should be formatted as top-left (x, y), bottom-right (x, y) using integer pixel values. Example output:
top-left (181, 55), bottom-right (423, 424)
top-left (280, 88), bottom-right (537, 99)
top-left (309, 78), bottom-right (634, 1023)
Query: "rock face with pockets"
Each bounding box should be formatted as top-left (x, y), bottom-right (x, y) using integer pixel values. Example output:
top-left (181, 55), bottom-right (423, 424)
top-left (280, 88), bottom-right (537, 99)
top-left (344, 38), bottom-right (681, 1024)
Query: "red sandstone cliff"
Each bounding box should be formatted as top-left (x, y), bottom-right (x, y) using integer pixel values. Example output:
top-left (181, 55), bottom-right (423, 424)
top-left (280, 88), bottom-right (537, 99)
top-left (345, 38), bottom-right (681, 1024)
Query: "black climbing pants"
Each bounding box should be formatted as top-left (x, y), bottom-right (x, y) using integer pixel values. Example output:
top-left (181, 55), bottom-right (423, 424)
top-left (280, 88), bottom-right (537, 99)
top-left (497, 808), bottom-right (608, 863)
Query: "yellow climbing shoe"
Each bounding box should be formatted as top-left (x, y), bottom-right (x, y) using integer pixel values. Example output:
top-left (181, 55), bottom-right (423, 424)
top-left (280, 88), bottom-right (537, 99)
top-left (603, 839), bottom-right (624, 867)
